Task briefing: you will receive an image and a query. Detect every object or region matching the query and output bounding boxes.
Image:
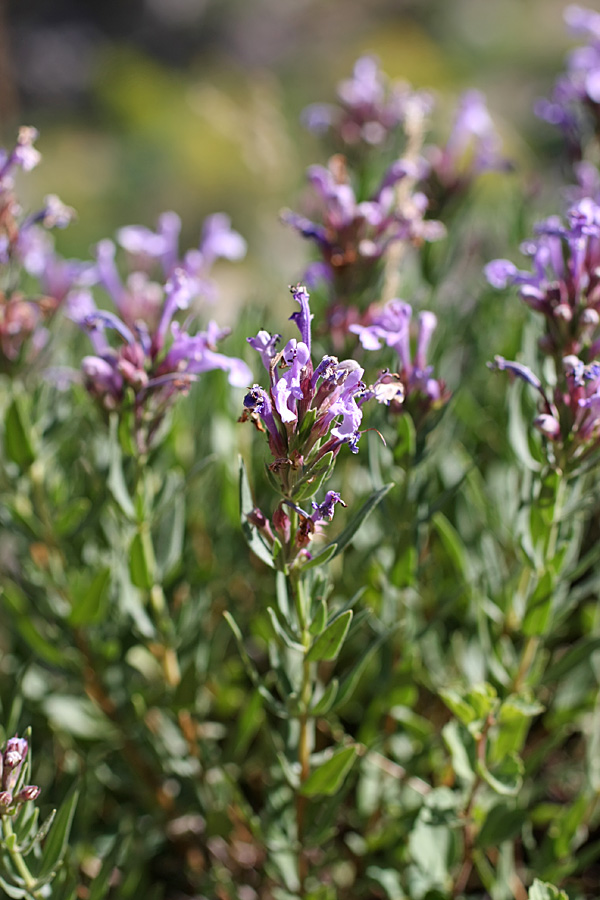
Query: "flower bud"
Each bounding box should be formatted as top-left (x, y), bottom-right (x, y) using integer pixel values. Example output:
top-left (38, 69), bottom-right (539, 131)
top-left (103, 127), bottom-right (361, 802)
top-left (534, 414), bottom-right (561, 438)
top-left (16, 785), bottom-right (41, 803)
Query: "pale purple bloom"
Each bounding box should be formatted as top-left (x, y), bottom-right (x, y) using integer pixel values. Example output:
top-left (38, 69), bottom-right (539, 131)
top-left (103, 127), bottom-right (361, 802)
top-left (243, 285), bottom-right (368, 463)
top-left (427, 90), bottom-right (510, 190)
top-left (282, 155), bottom-right (443, 291)
top-left (301, 55), bottom-right (433, 147)
top-left (485, 198), bottom-right (600, 358)
top-left (350, 299), bottom-right (447, 413)
top-left (311, 490), bottom-right (346, 523)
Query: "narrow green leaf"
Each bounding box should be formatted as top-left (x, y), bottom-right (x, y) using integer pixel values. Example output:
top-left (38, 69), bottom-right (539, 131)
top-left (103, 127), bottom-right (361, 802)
top-left (129, 529), bottom-right (156, 590)
top-left (239, 456), bottom-right (274, 568)
top-left (107, 415), bottom-right (135, 519)
top-left (326, 483), bottom-right (394, 559)
top-left (432, 511), bottom-right (468, 579)
top-left (300, 746), bottom-right (357, 797)
top-left (478, 753), bottom-right (523, 797)
top-left (55, 498), bottom-right (91, 537)
top-left (306, 610), bottom-right (352, 662)
top-left (476, 803), bottom-right (524, 849)
top-left (68, 567), bottom-right (111, 627)
top-left (310, 679), bottom-right (339, 716)
top-left (267, 607), bottom-right (304, 652)
top-left (0, 875), bottom-right (27, 899)
top-left (39, 787), bottom-right (78, 876)
top-left (300, 543), bottom-right (338, 572)
top-left (522, 571), bottom-right (554, 636)
top-left (309, 598), bottom-right (327, 636)
top-left (334, 634), bottom-right (384, 710)
top-left (4, 396), bottom-right (35, 469)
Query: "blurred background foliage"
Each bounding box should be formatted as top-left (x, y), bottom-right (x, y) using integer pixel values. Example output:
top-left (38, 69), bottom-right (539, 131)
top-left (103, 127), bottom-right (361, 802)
top-left (0, 0), bottom-right (577, 321)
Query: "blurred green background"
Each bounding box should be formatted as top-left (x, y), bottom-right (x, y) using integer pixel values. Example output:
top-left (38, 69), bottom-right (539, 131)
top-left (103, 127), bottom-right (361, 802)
top-left (0, 0), bottom-right (576, 322)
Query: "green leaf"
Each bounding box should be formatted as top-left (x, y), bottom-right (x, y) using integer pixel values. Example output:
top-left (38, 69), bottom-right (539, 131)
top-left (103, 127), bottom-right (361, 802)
top-left (129, 529), bottom-right (156, 590)
top-left (442, 720), bottom-right (476, 784)
top-left (476, 803), bottom-right (524, 849)
top-left (4, 395), bottom-right (35, 469)
top-left (309, 598), bottom-right (327, 636)
top-left (295, 451), bottom-right (335, 502)
top-left (326, 483), bottom-right (394, 559)
top-left (107, 414), bottom-right (135, 519)
top-left (39, 787), bottom-right (79, 877)
top-left (88, 838), bottom-right (120, 900)
top-left (528, 879), bottom-right (568, 900)
top-left (478, 752), bottom-right (523, 797)
top-left (310, 679), bottom-right (339, 715)
top-left (300, 746), bottom-right (357, 797)
top-left (545, 636), bottom-right (600, 682)
top-left (239, 456), bottom-right (274, 568)
top-left (266, 607), bottom-right (304, 652)
top-left (522, 571), bottom-right (554, 636)
top-left (306, 610), bottom-right (352, 662)
top-left (334, 634), bottom-right (385, 710)
top-left (432, 511), bottom-right (469, 580)
top-left (0, 875), bottom-right (27, 899)
top-left (55, 498), bottom-right (92, 537)
top-left (300, 543), bottom-right (338, 572)
top-left (68, 567), bottom-right (111, 626)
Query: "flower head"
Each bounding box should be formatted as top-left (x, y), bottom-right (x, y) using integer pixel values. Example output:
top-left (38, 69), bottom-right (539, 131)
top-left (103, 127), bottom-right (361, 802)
top-left (0, 735), bottom-right (40, 815)
top-left (72, 214), bottom-right (250, 453)
top-left (350, 299), bottom-right (449, 420)
top-left (485, 198), bottom-right (600, 359)
top-left (241, 285), bottom-right (369, 498)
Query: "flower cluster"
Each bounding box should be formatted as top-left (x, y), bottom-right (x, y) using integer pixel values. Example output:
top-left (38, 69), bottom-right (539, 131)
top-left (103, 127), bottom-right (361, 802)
top-left (0, 736), bottom-right (40, 815)
top-left (535, 5), bottom-right (600, 158)
top-left (485, 197), bottom-right (600, 360)
top-left (281, 154), bottom-right (444, 306)
top-left (490, 353), bottom-right (600, 467)
top-left (301, 54), bottom-right (433, 149)
top-left (71, 213), bottom-right (251, 452)
top-left (0, 127), bottom-right (80, 371)
top-left (241, 285), bottom-right (368, 499)
top-left (350, 298), bottom-right (449, 423)
top-left (425, 90), bottom-right (511, 211)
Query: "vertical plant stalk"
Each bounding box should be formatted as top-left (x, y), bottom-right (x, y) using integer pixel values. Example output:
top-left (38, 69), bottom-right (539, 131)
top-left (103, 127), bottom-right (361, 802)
top-left (1, 816), bottom-right (43, 899)
top-left (381, 104), bottom-right (428, 304)
top-left (513, 474), bottom-right (567, 692)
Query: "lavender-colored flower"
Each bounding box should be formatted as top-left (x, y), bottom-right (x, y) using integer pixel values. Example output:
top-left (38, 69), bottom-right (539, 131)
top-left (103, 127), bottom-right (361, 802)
top-left (71, 261), bottom-right (252, 453)
top-left (535, 5), bottom-right (600, 158)
top-left (0, 128), bottom-right (82, 371)
top-left (301, 55), bottom-right (433, 148)
top-left (350, 299), bottom-right (448, 418)
top-left (282, 154), bottom-right (444, 298)
top-left (241, 285), bottom-right (369, 499)
top-left (485, 198), bottom-right (600, 359)
top-left (425, 90), bottom-right (511, 206)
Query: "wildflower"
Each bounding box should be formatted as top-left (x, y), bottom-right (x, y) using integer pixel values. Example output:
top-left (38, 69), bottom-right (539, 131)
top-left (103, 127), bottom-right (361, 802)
top-left (350, 299), bottom-right (449, 418)
top-left (0, 735), bottom-right (41, 815)
top-left (425, 90), bottom-right (511, 209)
top-left (301, 55), bottom-right (433, 148)
top-left (485, 198), bottom-right (600, 359)
top-left (71, 219), bottom-right (251, 453)
top-left (535, 5), bottom-right (600, 158)
top-left (281, 154), bottom-right (444, 300)
top-left (241, 285), bottom-right (369, 499)
top-left (0, 127), bottom-right (82, 371)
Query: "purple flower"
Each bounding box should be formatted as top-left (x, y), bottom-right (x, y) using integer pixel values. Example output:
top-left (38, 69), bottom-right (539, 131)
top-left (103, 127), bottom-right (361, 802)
top-left (241, 285), bottom-right (369, 496)
top-left (0, 128), bottom-right (83, 371)
top-left (426, 90), bottom-right (511, 198)
top-left (350, 299), bottom-right (448, 417)
top-left (535, 6), bottom-right (600, 156)
top-left (282, 154), bottom-right (444, 295)
top-left (485, 198), bottom-right (600, 359)
top-left (73, 257), bottom-right (252, 452)
top-left (0, 735), bottom-right (41, 815)
top-left (301, 55), bottom-right (433, 148)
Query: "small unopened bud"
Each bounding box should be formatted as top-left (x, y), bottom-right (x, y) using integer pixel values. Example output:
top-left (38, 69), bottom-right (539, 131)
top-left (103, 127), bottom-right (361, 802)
top-left (16, 785), bottom-right (41, 803)
top-left (534, 414), bottom-right (561, 438)
top-left (273, 506), bottom-right (291, 544)
top-left (554, 303), bottom-right (573, 322)
top-left (581, 307), bottom-right (600, 327)
top-left (0, 791), bottom-right (13, 808)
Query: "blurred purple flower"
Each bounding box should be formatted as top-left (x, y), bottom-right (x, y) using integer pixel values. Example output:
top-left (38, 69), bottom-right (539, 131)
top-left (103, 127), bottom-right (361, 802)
top-left (485, 197), bottom-right (600, 359)
top-left (282, 154), bottom-right (444, 296)
top-left (301, 55), bottom-right (433, 147)
top-left (350, 299), bottom-right (449, 418)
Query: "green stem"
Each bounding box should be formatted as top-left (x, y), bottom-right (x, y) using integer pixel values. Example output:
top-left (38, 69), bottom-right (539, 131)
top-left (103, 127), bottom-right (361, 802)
top-left (296, 630), bottom-right (313, 897)
top-left (1, 816), bottom-right (43, 899)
